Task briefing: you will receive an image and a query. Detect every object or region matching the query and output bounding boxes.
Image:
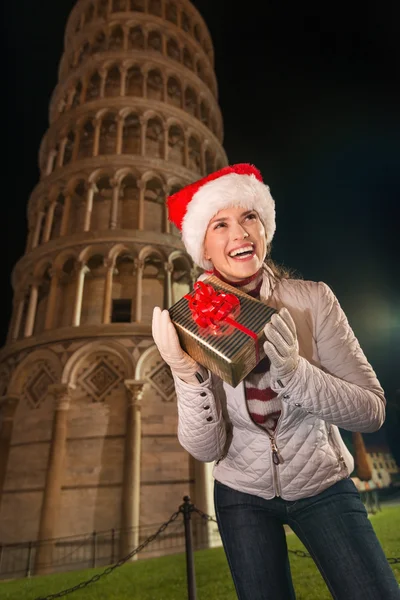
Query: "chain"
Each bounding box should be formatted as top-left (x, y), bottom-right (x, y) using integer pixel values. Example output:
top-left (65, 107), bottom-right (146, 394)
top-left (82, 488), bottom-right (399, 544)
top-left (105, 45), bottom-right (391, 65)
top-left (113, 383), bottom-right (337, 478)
top-left (34, 511), bottom-right (181, 600)
top-left (192, 507), bottom-right (400, 563)
top-left (31, 503), bottom-right (400, 600)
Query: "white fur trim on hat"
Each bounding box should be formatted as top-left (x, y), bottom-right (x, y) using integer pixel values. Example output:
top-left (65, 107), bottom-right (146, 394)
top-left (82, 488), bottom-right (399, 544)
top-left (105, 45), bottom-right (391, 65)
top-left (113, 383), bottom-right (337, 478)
top-left (181, 172), bottom-right (276, 270)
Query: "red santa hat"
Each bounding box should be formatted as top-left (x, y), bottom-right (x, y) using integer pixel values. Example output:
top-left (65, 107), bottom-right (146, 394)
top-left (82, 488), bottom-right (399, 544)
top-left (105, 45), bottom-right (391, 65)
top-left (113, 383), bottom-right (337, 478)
top-left (167, 163), bottom-right (276, 270)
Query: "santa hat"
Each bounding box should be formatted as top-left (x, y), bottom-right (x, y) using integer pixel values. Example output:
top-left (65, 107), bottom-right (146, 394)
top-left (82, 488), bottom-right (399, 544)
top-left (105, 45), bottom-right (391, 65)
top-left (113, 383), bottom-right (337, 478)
top-left (167, 163), bottom-right (276, 270)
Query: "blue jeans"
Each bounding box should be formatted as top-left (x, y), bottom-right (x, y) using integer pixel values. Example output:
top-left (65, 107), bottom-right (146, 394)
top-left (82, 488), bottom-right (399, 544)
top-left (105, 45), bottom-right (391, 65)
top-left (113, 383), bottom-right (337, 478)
top-left (214, 478), bottom-right (400, 600)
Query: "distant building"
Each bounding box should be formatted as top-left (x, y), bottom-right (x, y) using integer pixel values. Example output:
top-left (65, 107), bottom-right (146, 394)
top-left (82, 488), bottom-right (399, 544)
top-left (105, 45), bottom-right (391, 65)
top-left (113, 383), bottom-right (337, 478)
top-left (352, 443), bottom-right (399, 492)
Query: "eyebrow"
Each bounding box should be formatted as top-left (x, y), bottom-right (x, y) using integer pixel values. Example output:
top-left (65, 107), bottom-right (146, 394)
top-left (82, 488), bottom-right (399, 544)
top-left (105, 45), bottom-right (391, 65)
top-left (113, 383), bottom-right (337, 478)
top-left (210, 210), bottom-right (255, 224)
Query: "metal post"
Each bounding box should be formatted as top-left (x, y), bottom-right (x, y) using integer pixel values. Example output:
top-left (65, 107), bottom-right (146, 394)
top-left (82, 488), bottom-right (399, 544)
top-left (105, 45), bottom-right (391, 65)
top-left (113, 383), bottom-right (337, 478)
top-left (182, 496), bottom-right (197, 600)
top-left (26, 541), bottom-right (33, 577)
top-left (92, 531), bottom-right (97, 568)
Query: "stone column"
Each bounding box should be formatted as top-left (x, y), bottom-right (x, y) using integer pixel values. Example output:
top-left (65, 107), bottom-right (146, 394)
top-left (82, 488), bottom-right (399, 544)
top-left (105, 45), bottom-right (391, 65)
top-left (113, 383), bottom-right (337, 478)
top-left (140, 117), bottom-right (146, 157)
top-left (83, 183), bottom-right (96, 231)
top-left (119, 380), bottom-right (145, 560)
top-left (163, 185), bottom-right (170, 234)
top-left (24, 280), bottom-right (39, 337)
top-left (32, 211), bottom-right (45, 249)
top-left (138, 180), bottom-right (145, 230)
top-left (134, 258), bottom-right (144, 322)
top-left (190, 457), bottom-right (213, 549)
top-left (102, 259), bottom-right (114, 324)
top-left (93, 118), bottom-right (101, 156)
top-left (99, 68), bottom-right (107, 99)
top-left (163, 262), bottom-right (173, 309)
top-left (120, 67), bottom-right (127, 97)
top-left (35, 384), bottom-right (73, 575)
top-left (44, 268), bottom-right (61, 330)
top-left (0, 396), bottom-right (19, 509)
top-left (116, 116), bottom-right (124, 155)
top-left (110, 180), bottom-right (120, 229)
top-left (11, 296), bottom-right (25, 340)
top-left (163, 124), bottom-right (169, 160)
top-left (42, 200), bottom-right (57, 243)
top-left (72, 263), bottom-right (89, 327)
top-left (60, 194), bottom-right (72, 236)
top-left (57, 137), bottom-right (68, 168)
top-left (184, 131), bottom-right (189, 168)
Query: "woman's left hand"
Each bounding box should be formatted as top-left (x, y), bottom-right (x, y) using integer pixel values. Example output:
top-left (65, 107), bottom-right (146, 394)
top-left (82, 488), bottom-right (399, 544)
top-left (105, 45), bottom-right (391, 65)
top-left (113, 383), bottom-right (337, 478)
top-left (263, 307), bottom-right (299, 385)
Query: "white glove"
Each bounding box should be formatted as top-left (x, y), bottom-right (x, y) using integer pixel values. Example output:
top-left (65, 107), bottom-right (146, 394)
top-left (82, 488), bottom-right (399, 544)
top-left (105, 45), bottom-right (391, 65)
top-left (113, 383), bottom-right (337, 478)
top-left (263, 307), bottom-right (299, 386)
top-left (152, 307), bottom-right (207, 385)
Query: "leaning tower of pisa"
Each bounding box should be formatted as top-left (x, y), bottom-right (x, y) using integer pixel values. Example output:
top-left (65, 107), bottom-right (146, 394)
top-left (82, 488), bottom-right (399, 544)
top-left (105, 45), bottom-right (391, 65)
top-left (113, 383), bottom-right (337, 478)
top-left (0, 0), bottom-right (227, 573)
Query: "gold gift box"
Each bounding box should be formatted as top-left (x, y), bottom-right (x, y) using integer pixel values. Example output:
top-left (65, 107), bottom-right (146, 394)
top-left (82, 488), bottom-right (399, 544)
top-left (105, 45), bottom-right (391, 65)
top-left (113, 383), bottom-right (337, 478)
top-left (168, 275), bottom-right (276, 388)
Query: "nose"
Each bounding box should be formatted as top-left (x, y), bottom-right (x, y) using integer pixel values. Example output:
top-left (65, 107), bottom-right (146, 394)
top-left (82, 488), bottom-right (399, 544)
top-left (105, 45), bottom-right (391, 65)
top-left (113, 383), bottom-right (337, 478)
top-left (232, 222), bottom-right (249, 240)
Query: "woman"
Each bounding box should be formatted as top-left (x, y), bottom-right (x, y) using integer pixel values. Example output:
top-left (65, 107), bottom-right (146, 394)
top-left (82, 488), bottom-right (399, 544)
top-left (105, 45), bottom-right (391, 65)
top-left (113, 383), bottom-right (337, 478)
top-left (152, 164), bottom-right (399, 599)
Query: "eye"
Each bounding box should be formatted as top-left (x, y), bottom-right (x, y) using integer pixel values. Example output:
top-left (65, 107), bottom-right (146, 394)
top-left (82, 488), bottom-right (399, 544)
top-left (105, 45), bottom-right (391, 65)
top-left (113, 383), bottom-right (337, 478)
top-left (213, 222), bottom-right (226, 229)
top-left (245, 212), bottom-right (257, 221)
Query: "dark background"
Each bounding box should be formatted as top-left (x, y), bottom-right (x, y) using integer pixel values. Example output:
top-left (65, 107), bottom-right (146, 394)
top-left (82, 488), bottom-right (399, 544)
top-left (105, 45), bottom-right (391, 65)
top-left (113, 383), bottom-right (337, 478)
top-left (2, 1), bottom-right (399, 458)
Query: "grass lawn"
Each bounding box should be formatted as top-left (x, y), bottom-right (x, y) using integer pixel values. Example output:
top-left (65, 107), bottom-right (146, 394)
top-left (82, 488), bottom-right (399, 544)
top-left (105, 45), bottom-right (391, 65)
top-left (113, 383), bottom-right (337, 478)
top-left (1, 506), bottom-right (399, 600)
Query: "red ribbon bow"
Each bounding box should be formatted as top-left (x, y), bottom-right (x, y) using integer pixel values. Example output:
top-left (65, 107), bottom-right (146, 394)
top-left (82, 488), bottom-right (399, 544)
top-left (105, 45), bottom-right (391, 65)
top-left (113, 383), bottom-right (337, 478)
top-left (184, 281), bottom-right (259, 361)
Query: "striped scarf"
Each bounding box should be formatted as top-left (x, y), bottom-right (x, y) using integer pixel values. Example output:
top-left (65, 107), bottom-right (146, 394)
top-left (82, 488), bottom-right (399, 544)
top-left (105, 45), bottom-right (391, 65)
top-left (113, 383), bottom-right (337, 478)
top-left (213, 268), bottom-right (282, 431)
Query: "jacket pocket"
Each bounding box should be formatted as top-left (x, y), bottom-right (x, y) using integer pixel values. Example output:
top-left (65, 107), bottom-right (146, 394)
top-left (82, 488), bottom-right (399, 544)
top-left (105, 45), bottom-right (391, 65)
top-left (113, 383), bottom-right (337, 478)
top-left (327, 423), bottom-right (349, 475)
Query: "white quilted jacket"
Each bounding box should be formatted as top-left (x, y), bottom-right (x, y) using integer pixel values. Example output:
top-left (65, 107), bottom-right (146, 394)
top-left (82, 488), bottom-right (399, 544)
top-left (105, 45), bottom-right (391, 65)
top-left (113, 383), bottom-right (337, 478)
top-left (173, 266), bottom-right (386, 501)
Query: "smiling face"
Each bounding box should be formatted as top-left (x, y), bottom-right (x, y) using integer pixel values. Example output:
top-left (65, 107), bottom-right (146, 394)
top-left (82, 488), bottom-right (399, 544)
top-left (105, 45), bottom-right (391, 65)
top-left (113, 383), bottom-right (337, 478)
top-left (203, 206), bottom-right (267, 282)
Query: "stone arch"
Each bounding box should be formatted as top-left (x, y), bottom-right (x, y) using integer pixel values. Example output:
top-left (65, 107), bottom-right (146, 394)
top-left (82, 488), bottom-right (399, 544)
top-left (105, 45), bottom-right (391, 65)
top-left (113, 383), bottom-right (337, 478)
top-left (92, 30), bottom-right (107, 53)
top-left (111, 249), bottom-right (136, 322)
top-left (81, 252), bottom-right (107, 325)
top-left (183, 46), bottom-right (194, 70)
top-left (125, 64), bottom-right (143, 96)
top-left (147, 29), bottom-right (162, 53)
top-left (90, 173), bottom-right (114, 230)
top-left (104, 63), bottom-right (121, 97)
top-left (108, 24), bottom-right (124, 50)
top-left (62, 340), bottom-right (134, 387)
top-left (184, 85), bottom-right (198, 117)
top-left (166, 37), bottom-right (181, 62)
top-left (118, 171), bottom-right (139, 228)
top-left (143, 174), bottom-right (165, 232)
top-left (200, 98), bottom-right (210, 127)
top-left (146, 68), bottom-right (163, 102)
top-left (128, 25), bottom-right (145, 50)
top-left (98, 112), bottom-right (118, 155)
top-left (188, 134), bottom-right (202, 174)
top-left (67, 178), bottom-right (87, 234)
top-left (54, 254), bottom-right (78, 328)
top-left (34, 264), bottom-right (52, 335)
top-left (140, 247), bottom-right (165, 321)
top-left (122, 112), bottom-right (140, 154)
top-left (71, 79), bottom-right (83, 109)
top-left (63, 130), bottom-right (75, 166)
top-left (166, 75), bottom-right (182, 108)
top-left (77, 117), bottom-right (95, 158)
top-left (168, 122), bottom-right (185, 167)
top-left (85, 70), bottom-right (102, 102)
top-left (145, 115), bottom-right (164, 159)
top-left (8, 348), bottom-right (62, 408)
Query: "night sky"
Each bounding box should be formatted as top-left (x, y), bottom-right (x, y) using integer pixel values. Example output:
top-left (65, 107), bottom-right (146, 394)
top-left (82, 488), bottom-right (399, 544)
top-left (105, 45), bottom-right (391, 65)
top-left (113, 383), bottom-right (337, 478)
top-left (2, 1), bottom-right (399, 452)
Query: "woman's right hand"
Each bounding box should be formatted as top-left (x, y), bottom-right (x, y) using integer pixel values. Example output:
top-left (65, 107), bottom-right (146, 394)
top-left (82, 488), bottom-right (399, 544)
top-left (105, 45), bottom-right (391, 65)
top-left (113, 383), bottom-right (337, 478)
top-left (152, 307), bottom-right (206, 385)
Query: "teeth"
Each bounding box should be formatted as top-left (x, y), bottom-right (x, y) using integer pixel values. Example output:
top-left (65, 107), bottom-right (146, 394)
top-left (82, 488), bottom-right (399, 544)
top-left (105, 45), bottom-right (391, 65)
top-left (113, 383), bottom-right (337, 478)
top-left (229, 245), bottom-right (254, 257)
